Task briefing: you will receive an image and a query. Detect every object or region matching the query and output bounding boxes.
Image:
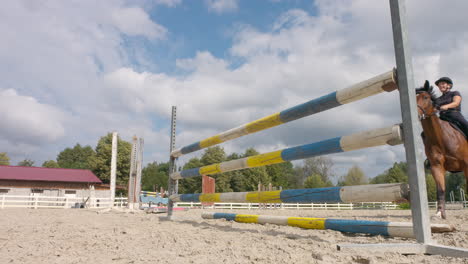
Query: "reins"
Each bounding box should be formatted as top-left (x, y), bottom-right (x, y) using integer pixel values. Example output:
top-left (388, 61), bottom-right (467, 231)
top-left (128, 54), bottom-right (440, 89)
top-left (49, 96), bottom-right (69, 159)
top-left (417, 104), bottom-right (439, 120)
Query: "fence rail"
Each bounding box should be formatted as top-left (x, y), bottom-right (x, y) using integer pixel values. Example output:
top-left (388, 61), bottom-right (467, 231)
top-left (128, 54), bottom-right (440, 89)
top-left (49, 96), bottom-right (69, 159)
top-left (0, 194), bottom-right (127, 209)
top-left (2, 194), bottom-right (466, 210)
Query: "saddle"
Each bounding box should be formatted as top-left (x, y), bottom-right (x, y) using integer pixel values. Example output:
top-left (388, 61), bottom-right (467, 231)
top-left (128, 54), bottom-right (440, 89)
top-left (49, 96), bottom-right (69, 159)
top-left (439, 115), bottom-right (468, 140)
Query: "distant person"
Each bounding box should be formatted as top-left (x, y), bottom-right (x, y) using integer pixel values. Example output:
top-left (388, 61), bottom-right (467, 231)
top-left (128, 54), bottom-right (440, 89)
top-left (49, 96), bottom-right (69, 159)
top-left (434, 77), bottom-right (468, 138)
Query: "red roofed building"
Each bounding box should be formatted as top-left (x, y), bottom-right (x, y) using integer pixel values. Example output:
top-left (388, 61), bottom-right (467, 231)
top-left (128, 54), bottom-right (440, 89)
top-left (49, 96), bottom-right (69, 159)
top-left (0, 165), bottom-right (110, 198)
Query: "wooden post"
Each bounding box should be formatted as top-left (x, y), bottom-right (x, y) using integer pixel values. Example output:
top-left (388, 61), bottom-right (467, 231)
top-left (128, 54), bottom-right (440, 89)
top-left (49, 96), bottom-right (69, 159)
top-left (201, 175), bottom-right (216, 207)
top-left (90, 185), bottom-right (96, 208)
top-left (110, 132), bottom-right (118, 207)
top-left (135, 138), bottom-right (144, 208)
top-left (128, 136), bottom-right (138, 209)
top-left (268, 183), bottom-right (272, 209)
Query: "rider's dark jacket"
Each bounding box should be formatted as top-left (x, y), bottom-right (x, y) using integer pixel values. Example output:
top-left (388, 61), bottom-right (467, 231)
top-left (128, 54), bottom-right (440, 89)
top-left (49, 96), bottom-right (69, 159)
top-left (435, 91), bottom-right (462, 112)
top-left (434, 90), bottom-right (468, 138)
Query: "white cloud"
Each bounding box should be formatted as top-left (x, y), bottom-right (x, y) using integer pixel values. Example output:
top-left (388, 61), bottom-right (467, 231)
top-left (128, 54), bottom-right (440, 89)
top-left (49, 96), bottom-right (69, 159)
top-left (111, 7), bottom-right (167, 39)
top-left (176, 51), bottom-right (229, 72)
top-left (154, 0), bottom-right (182, 7)
top-left (205, 0), bottom-right (239, 14)
top-left (0, 89), bottom-right (65, 144)
top-left (0, 1), bottom-right (167, 163)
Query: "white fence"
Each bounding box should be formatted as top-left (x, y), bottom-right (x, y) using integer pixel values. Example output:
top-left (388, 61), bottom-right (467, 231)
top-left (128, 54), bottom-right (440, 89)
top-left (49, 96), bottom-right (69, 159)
top-left (2, 194), bottom-right (466, 210)
top-left (0, 194), bottom-right (127, 209)
top-left (432, 201), bottom-right (468, 209)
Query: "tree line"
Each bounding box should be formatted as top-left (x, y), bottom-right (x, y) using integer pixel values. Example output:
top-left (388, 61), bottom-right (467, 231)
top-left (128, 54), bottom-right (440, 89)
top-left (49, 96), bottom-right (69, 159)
top-left (0, 133), bottom-right (131, 186)
top-left (1, 136), bottom-right (465, 201)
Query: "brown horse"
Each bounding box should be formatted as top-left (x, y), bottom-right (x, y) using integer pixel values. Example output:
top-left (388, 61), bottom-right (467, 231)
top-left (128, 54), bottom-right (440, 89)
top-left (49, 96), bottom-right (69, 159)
top-left (416, 80), bottom-right (468, 219)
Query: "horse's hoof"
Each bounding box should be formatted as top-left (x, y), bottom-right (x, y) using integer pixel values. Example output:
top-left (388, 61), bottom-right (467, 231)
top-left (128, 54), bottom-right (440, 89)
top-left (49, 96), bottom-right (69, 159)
top-left (432, 211), bottom-right (447, 220)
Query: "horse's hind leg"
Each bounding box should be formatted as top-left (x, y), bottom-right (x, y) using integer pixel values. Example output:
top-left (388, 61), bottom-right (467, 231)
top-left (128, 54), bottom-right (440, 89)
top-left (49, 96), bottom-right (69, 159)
top-left (431, 165), bottom-right (447, 219)
top-left (464, 165), bottom-right (468, 199)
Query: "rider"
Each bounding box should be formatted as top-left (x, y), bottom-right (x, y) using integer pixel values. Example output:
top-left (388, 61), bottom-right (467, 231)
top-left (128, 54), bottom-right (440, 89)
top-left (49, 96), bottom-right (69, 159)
top-left (434, 77), bottom-right (468, 138)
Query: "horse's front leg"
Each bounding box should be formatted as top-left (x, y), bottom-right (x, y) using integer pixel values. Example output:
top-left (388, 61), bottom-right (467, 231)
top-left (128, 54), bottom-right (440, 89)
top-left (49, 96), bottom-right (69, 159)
top-left (431, 164), bottom-right (447, 219)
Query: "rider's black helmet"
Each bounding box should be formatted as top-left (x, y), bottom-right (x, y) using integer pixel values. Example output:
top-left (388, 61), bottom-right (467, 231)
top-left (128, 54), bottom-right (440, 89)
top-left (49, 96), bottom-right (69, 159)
top-left (435, 77), bottom-right (453, 86)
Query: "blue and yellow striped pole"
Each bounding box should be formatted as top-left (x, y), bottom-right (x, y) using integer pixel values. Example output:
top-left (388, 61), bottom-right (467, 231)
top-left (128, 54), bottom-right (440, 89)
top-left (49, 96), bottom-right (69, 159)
top-left (202, 212), bottom-right (454, 238)
top-left (171, 70), bottom-right (397, 158)
top-left (141, 191), bottom-right (159, 197)
top-left (170, 183), bottom-right (409, 203)
top-left (170, 125), bottom-right (402, 180)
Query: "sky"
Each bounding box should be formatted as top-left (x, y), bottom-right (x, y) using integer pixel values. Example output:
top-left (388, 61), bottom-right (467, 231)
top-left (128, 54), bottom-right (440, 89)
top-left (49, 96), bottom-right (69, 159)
top-left (1, 0), bottom-right (468, 182)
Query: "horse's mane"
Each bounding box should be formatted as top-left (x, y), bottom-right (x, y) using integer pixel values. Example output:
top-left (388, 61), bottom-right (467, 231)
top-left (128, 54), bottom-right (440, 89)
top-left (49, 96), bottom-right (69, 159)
top-left (416, 80), bottom-right (437, 101)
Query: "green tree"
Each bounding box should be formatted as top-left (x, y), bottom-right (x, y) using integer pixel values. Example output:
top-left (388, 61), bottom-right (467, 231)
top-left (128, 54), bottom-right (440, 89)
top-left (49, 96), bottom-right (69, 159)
top-left (57, 144), bottom-right (96, 169)
top-left (425, 173), bottom-right (437, 202)
top-left (304, 174), bottom-right (328, 188)
top-left (386, 163), bottom-right (408, 183)
top-left (370, 162), bottom-right (439, 202)
top-left (226, 153), bottom-right (247, 192)
top-left (42, 160), bottom-right (59, 168)
top-left (265, 162), bottom-right (295, 189)
top-left (370, 162), bottom-right (408, 184)
top-left (292, 166), bottom-right (306, 188)
top-left (200, 146), bottom-right (226, 164)
top-left (446, 172), bottom-right (466, 201)
top-left (141, 162), bottom-right (169, 191)
top-left (178, 157), bottom-right (203, 193)
top-left (88, 133), bottom-right (132, 185)
top-left (228, 170), bottom-right (247, 192)
top-left (370, 173), bottom-right (387, 184)
top-left (18, 159), bottom-right (34, 167)
top-left (0, 152), bottom-right (10, 165)
top-left (201, 146), bottom-right (232, 192)
top-left (294, 157), bottom-right (335, 188)
top-left (338, 165), bottom-right (367, 186)
top-left (239, 148), bottom-right (271, 191)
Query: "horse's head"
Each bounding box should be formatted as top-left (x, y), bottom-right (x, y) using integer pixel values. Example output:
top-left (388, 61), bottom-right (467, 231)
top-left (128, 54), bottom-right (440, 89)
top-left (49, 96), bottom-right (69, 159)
top-left (416, 80), bottom-right (438, 120)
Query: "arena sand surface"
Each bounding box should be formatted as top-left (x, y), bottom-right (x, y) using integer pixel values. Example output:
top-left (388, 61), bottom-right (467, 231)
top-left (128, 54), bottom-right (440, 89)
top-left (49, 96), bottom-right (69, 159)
top-left (0, 208), bottom-right (467, 264)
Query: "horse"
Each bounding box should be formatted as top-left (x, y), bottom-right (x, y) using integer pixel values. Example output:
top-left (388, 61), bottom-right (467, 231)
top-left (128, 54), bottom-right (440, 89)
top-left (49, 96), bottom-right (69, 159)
top-left (416, 80), bottom-right (468, 219)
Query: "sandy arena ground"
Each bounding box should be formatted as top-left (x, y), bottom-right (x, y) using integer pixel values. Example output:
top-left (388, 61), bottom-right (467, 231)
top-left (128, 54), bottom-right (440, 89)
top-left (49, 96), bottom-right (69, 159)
top-left (0, 208), bottom-right (467, 264)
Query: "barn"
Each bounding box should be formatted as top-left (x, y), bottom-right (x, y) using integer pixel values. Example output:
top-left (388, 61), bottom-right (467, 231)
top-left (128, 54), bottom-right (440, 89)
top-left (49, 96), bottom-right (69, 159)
top-left (0, 165), bottom-right (110, 198)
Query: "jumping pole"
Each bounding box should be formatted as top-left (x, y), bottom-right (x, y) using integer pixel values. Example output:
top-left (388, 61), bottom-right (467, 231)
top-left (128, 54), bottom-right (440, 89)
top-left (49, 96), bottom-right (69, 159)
top-left (202, 212), bottom-right (455, 239)
top-left (171, 183), bottom-right (409, 204)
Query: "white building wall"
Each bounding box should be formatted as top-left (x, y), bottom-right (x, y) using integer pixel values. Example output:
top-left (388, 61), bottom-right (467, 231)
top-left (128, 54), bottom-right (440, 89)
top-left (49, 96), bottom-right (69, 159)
top-left (0, 187), bottom-right (110, 198)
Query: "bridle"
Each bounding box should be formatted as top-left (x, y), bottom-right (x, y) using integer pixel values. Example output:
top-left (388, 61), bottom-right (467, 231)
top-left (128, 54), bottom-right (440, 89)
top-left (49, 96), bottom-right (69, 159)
top-left (417, 92), bottom-right (439, 121)
top-left (417, 94), bottom-right (439, 120)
